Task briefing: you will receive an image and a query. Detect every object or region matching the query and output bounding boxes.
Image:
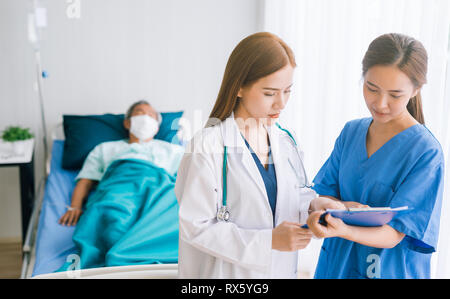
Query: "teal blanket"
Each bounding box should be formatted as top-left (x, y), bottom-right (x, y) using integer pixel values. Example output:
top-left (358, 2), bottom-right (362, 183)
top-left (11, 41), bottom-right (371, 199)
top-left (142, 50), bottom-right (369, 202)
top-left (58, 158), bottom-right (179, 271)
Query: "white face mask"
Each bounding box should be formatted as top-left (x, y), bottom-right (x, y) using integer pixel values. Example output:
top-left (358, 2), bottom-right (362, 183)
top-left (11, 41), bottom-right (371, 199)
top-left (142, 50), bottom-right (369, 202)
top-left (129, 114), bottom-right (159, 142)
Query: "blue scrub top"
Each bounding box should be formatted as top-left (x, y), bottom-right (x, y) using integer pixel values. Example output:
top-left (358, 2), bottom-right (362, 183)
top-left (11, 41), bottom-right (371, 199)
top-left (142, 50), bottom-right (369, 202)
top-left (243, 137), bottom-right (277, 219)
top-left (312, 118), bottom-right (444, 279)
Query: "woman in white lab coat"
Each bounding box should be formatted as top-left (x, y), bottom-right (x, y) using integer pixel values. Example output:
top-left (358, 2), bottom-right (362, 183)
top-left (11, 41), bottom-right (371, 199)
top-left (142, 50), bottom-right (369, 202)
top-left (175, 32), bottom-right (344, 279)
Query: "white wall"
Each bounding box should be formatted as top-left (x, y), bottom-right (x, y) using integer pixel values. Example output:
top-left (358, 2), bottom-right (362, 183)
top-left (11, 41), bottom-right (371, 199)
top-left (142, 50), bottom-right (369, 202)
top-left (0, 0), bottom-right (38, 240)
top-left (0, 0), bottom-right (262, 239)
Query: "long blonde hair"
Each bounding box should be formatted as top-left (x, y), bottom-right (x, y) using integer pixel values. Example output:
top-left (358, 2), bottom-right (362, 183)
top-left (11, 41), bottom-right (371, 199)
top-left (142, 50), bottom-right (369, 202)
top-left (206, 32), bottom-right (296, 127)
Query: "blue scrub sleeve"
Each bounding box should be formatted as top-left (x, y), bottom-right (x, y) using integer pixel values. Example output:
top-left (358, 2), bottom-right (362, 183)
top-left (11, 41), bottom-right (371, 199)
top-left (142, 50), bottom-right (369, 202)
top-left (312, 124), bottom-right (348, 199)
top-left (388, 150), bottom-right (444, 253)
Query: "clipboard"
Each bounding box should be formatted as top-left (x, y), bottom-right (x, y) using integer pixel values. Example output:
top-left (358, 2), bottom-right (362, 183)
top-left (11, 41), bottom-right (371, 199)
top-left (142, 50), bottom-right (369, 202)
top-left (302, 206), bottom-right (411, 228)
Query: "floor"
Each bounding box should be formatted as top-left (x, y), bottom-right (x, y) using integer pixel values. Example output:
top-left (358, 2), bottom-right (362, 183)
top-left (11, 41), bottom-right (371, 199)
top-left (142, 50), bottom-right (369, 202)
top-left (0, 241), bottom-right (22, 279)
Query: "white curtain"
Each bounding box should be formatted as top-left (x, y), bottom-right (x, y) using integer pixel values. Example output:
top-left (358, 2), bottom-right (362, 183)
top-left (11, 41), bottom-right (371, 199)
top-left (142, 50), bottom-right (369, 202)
top-left (262, 0), bottom-right (450, 278)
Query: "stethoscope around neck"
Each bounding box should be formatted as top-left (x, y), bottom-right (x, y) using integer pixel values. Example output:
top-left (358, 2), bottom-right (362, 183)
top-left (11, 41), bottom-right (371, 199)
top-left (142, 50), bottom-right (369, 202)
top-left (216, 123), bottom-right (313, 222)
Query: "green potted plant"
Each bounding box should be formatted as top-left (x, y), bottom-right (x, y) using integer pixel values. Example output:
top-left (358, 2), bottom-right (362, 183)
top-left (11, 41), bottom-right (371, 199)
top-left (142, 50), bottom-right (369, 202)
top-left (1, 126), bottom-right (34, 155)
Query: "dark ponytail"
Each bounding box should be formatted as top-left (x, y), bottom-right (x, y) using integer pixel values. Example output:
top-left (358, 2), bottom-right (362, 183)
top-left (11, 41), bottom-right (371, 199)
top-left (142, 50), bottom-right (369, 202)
top-left (362, 33), bottom-right (428, 125)
top-left (407, 94), bottom-right (425, 125)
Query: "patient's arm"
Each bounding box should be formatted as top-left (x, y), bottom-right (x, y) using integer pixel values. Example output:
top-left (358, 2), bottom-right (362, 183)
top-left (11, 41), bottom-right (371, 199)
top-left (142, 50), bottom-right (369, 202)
top-left (58, 178), bottom-right (97, 226)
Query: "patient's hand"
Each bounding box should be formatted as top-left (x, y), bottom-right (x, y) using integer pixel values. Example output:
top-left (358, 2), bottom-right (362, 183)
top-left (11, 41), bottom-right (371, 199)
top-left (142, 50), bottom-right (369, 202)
top-left (59, 208), bottom-right (83, 226)
top-left (58, 178), bottom-right (94, 226)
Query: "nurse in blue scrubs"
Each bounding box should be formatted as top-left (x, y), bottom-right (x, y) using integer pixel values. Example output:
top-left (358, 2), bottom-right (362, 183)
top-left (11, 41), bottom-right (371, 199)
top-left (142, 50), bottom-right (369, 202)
top-left (306, 33), bottom-right (445, 279)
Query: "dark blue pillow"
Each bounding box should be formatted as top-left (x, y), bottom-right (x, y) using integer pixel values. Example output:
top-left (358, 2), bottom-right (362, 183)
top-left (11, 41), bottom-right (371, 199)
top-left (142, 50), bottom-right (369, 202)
top-left (62, 111), bottom-right (184, 170)
top-left (154, 111), bottom-right (184, 144)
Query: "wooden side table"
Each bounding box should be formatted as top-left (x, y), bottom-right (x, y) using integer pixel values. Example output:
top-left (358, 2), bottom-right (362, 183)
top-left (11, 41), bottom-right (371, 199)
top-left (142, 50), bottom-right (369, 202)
top-left (0, 139), bottom-right (35, 243)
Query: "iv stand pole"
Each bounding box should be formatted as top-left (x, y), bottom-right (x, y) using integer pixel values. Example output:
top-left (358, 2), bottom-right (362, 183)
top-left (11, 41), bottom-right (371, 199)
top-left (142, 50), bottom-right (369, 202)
top-left (21, 1), bottom-right (50, 278)
top-left (33, 49), bottom-right (48, 175)
top-left (30, 0), bottom-right (49, 176)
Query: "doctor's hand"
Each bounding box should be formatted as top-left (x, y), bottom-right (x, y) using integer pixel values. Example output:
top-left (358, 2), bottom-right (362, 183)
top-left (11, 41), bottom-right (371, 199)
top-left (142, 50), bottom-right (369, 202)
top-left (309, 197), bottom-right (346, 212)
top-left (306, 211), bottom-right (349, 239)
top-left (272, 221), bottom-right (313, 251)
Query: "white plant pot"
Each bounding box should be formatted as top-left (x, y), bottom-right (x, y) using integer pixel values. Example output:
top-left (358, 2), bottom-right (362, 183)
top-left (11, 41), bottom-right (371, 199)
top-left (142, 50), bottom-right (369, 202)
top-left (11, 139), bottom-right (32, 156)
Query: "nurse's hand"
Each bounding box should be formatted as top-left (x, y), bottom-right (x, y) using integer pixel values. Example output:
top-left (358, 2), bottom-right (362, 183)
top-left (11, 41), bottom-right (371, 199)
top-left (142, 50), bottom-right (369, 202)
top-left (272, 221), bottom-right (313, 251)
top-left (310, 197), bottom-right (346, 212)
top-left (342, 201), bottom-right (369, 209)
top-left (306, 211), bottom-right (349, 239)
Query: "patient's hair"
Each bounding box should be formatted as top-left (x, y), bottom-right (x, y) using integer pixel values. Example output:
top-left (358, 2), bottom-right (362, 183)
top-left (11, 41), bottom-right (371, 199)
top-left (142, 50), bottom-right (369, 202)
top-left (206, 32), bottom-right (296, 127)
top-left (125, 100), bottom-right (151, 119)
top-left (362, 33), bottom-right (428, 125)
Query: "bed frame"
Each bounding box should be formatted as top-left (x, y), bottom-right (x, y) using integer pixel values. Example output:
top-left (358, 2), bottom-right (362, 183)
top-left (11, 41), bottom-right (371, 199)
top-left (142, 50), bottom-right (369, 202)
top-left (21, 121), bottom-right (189, 279)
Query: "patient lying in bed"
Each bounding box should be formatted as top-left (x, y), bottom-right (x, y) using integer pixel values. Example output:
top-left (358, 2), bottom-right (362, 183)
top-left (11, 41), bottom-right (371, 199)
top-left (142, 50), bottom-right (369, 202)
top-left (56, 100), bottom-right (184, 271)
top-left (59, 100), bottom-right (184, 226)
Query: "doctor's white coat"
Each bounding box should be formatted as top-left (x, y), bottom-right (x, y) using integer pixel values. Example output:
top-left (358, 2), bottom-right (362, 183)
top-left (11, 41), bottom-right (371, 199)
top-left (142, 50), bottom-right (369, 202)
top-left (174, 116), bottom-right (316, 279)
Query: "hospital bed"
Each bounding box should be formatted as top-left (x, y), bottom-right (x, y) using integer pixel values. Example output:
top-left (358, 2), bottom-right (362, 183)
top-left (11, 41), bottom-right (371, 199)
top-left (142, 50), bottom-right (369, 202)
top-left (21, 113), bottom-right (188, 279)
